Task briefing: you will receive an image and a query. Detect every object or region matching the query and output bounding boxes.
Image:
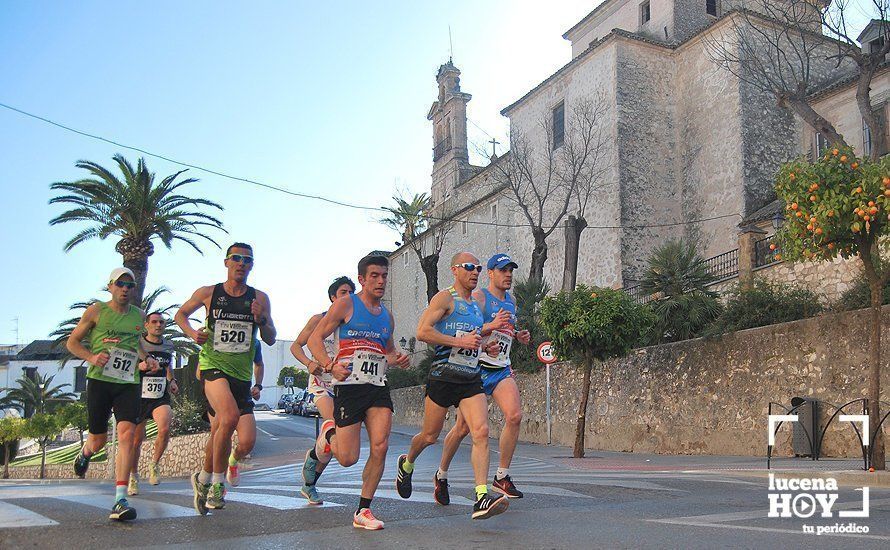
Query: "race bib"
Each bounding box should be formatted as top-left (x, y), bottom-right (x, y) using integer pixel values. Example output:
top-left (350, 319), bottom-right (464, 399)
top-left (141, 376), bottom-right (167, 399)
top-left (482, 331), bottom-right (513, 368)
top-left (213, 320), bottom-right (252, 353)
top-left (349, 350), bottom-right (388, 386)
top-left (448, 330), bottom-right (480, 369)
top-left (102, 347), bottom-right (138, 382)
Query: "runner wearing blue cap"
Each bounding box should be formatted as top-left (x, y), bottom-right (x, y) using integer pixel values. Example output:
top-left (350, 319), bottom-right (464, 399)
top-left (433, 253), bottom-right (531, 504)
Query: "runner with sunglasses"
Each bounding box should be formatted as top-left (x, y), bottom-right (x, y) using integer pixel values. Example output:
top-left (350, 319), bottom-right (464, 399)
top-left (395, 252), bottom-right (509, 520)
top-left (308, 255), bottom-right (410, 530)
top-left (67, 267), bottom-right (159, 521)
top-left (176, 242), bottom-right (276, 513)
top-left (433, 253), bottom-right (531, 504)
top-left (127, 311), bottom-right (178, 495)
top-left (291, 275), bottom-right (355, 505)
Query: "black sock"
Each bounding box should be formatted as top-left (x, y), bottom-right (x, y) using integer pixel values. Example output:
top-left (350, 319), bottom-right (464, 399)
top-left (357, 496), bottom-right (372, 512)
top-left (309, 448), bottom-right (318, 461)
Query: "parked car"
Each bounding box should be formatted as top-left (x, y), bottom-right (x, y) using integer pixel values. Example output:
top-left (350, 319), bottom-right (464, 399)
top-left (288, 389), bottom-right (307, 415)
top-left (296, 392), bottom-right (319, 417)
top-left (277, 394), bottom-right (296, 411)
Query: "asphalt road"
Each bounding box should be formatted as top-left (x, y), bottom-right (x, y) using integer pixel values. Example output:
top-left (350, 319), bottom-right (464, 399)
top-left (1, 410), bottom-right (888, 549)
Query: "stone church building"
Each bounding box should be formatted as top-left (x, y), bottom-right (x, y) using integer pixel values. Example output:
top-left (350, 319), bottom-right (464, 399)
top-left (384, 0), bottom-right (890, 348)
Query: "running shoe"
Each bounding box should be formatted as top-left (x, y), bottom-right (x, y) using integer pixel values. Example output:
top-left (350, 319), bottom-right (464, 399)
top-left (395, 454), bottom-right (413, 499)
top-left (206, 482), bottom-right (226, 510)
top-left (127, 475), bottom-right (139, 496)
top-left (226, 463), bottom-right (240, 487)
top-left (109, 498), bottom-right (137, 521)
top-left (353, 508), bottom-right (384, 530)
top-left (300, 484), bottom-right (323, 505)
top-left (433, 474), bottom-right (450, 505)
top-left (73, 449), bottom-right (91, 478)
top-left (302, 449), bottom-right (319, 486)
top-left (149, 463), bottom-right (160, 485)
top-left (191, 472), bottom-right (208, 516)
top-left (492, 475), bottom-right (523, 498)
top-left (472, 492), bottom-right (509, 520)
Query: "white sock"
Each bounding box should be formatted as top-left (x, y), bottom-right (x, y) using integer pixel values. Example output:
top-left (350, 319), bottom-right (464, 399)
top-left (495, 468), bottom-right (509, 480)
top-left (436, 468), bottom-right (448, 480)
top-left (198, 470), bottom-right (212, 484)
top-left (211, 472), bottom-right (225, 485)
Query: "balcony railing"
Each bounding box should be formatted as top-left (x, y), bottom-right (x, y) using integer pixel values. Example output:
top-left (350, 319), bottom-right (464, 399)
top-left (701, 248), bottom-right (739, 281)
top-left (433, 137), bottom-right (452, 161)
top-left (754, 235), bottom-right (779, 268)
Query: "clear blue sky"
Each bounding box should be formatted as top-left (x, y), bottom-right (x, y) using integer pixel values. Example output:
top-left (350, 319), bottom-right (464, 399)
top-left (0, 0), bottom-right (597, 345)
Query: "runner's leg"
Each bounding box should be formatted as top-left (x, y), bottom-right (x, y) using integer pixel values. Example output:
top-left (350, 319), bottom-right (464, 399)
top-left (152, 405), bottom-right (173, 464)
top-left (232, 413), bottom-right (256, 460)
top-left (491, 377), bottom-right (521, 470)
top-left (439, 409), bottom-right (469, 473)
top-left (456, 393), bottom-right (490, 490)
top-left (360, 406), bottom-right (391, 501)
top-left (204, 378), bottom-right (239, 475)
top-left (131, 421), bottom-right (147, 476)
top-left (406, 397), bottom-right (448, 462)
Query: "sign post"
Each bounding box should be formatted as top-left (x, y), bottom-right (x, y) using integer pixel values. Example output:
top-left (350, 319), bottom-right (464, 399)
top-left (284, 376), bottom-right (294, 388)
top-left (537, 342), bottom-right (558, 445)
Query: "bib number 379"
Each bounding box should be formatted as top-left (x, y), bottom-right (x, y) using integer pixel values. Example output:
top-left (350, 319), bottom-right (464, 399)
top-left (103, 347), bottom-right (138, 382)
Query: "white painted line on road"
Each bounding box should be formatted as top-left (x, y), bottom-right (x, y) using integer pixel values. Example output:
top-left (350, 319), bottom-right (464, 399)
top-left (256, 426), bottom-right (279, 441)
top-left (165, 489), bottom-right (342, 510)
top-left (54, 494), bottom-right (196, 519)
top-left (316, 486), bottom-right (474, 506)
top-left (0, 500), bottom-right (58, 528)
top-left (0, 485), bottom-right (105, 499)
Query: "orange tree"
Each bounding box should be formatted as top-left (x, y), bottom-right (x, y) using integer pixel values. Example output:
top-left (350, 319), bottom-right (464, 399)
top-left (539, 286), bottom-right (654, 458)
top-left (775, 145), bottom-right (890, 468)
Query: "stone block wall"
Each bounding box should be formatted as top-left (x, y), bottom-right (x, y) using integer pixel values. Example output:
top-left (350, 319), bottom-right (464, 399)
top-left (8, 432), bottom-right (209, 480)
top-left (755, 256), bottom-right (862, 305)
top-left (392, 305), bottom-right (890, 457)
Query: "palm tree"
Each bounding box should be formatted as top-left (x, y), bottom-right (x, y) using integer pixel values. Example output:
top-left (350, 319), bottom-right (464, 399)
top-left (380, 192), bottom-right (430, 243)
top-left (1, 373), bottom-right (76, 418)
top-left (49, 154), bottom-right (226, 304)
top-left (50, 286), bottom-right (200, 364)
top-left (641, 239), bottom-right (722, 343)
top-left (509, 278), bottom-right (551, 372)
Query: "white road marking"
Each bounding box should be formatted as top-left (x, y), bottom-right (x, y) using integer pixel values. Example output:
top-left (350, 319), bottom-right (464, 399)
top-left (256, 426), bottom-right (279, 441)
top-left (165, 489), bottom-right (342, 510)
top-left (313, 486), bottom-right (475, 506)
top-left (0, 500), bottom-right (58, 528)
top-left (54, 494), bottom-right (196, 519)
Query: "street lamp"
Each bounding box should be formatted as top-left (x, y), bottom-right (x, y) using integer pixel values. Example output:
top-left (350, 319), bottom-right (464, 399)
top-left (772, 211), bottom-right (784, 232)
top-left (399, 337), bottom-right (407, 350)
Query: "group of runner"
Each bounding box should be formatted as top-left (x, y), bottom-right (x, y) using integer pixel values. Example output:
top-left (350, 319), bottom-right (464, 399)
top-left (66, 242), bottom-right (530, 530)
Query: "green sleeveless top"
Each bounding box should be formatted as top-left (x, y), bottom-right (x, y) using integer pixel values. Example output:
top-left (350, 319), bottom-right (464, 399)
top-left (198, 283), bottom-right (258, 382)
top-left (87, 302), bottom-right (143, 384)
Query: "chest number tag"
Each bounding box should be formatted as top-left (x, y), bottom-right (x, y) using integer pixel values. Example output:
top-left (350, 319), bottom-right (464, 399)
top-left (449, 330), bottom-right (481, 369)
top-left (141, 376), bottom-right (167, 399)
top-left (103, 347), bottom-right (138, 382)
top-left (213, 320), bottom-right (252, 353)
top-left (350, 351), bottom-right (388, 386)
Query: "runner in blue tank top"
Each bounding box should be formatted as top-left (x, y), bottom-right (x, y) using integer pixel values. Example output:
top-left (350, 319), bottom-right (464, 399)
top-left (395, 252), bottom-right (510, 521)
top-left (308, 255), bottom-right (409, 531)
top-left (436, 253), bottom-right (532, 502)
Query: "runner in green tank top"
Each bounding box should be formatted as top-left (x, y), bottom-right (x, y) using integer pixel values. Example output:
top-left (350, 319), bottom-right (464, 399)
top-left (66, 267), bottom-right (159, 522)
top-left (176, 242), bottom-right (277, 513)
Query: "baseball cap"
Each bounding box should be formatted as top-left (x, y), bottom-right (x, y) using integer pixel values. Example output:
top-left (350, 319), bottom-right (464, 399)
top-left (487, 253), bottom-right (518, 270)
top-left (108, 267), bottom-right (136, 284)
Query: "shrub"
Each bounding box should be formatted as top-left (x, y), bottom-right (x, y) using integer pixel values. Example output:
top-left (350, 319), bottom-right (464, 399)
top-left (510, 278), bottom-right (551, 373)
top-left (705, 279), bottom-right (823, 335)
top-left (171, 395), bottom-right (209, 436)
top-left (834, 276), bottom-right (890, 311)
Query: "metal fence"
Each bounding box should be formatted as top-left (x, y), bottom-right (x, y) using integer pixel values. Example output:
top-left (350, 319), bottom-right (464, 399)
top-left (621, 249), bottom-right (739, 304)
top-left (754, 235), bottom-right (779, 268)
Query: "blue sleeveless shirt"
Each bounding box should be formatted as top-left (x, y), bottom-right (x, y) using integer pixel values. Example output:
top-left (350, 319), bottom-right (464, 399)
top-left (430, 286), bottom-right (485, 383)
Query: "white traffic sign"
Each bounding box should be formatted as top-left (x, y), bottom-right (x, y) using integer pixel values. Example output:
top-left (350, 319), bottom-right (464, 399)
top-left (284, 376), bottom-right (294, 387)
top-left (537, 341), bottom-right (557, 364)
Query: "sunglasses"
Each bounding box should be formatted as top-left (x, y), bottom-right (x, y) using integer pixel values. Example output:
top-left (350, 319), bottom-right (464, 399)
top-left (453, 263), bottom-right (483, 273)
top-left (226, 254), bottom-right (254, 264)
top-left (114, 280), bottom-right (136, 289)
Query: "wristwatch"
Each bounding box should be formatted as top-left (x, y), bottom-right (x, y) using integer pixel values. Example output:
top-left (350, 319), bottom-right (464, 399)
top-left (253, 383), bottom-right (263, 390)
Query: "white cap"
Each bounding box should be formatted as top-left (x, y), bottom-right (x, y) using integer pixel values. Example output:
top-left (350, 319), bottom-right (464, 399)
top-left (108, 267), bottom-right (136, 283)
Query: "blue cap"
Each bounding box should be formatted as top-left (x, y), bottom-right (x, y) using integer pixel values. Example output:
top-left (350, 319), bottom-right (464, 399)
top-left (487, 253), bottom-right (518, 270)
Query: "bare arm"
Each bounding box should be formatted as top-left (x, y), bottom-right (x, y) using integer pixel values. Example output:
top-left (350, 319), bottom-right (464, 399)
top-left (416, 291), bottom-right (480, 350)
top-left (253, 290), bottom-right (277, 345)
top-left (291, 314), bottom-right (323, 375)
top-left (308, 296), bottom-right (352, 368)
top-left (175, 286), bottom-right (212, 343)
top-left (66, 303), bottom-right (104, 366)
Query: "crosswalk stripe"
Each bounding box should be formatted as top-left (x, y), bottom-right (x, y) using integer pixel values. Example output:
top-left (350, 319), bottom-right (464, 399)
top-left (313, 486), bottom-right (474, 506)
top-left (164, 489), bottom-right (343, 510)
top-left (0, 500), bottom-right (58, 528)
top-left (54, 494), bottom-right (196, 519)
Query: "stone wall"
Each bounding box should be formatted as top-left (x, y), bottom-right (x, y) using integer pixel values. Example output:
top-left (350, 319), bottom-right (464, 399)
top-left (8, 432), bottom-right (209, 480)
top-left (756, 256), bottom-right (862, 304)
top-left (392, 305), bottom-right (890, 457)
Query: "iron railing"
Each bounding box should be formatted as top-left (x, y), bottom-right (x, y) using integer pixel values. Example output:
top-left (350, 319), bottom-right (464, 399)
top-left (754, 235), bottom-right (779, 268)
top-left (433, 137), bottom-right (452, 161)
top-left (701, 248), bottom-right (739, 281)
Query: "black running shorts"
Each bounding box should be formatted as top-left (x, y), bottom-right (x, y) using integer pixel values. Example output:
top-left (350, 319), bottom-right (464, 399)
top-left (332, 384), bottom-right (393, 427)
top-left (201, 368), bottom-right (254, 418)
top-left (140, 392), bottom-right (172, 421)
top-left (425, 376), bottom-right (484, 409)
top-left (86, 378), bottom-right (142, 434)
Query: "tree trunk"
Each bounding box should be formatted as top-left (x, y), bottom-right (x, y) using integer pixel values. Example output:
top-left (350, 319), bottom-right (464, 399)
top-left (561, 215), bottom-right (588, 292)
top-left (420, 254), bottom-right (439, 303)
top-left (39, 442), bottom-right (46, 479)
top-left (857, 65), bottom-right (887, 160)
top-left (781, 94), bottom-right (848, 150)
top-left (529, 229), bottom-right (548, 284)
top-left (574, 356), bottom-right (593, 458)
top-left (123, 255), bottom-right (149, 306)
top-left (78, 429), bottom-right (84, 448)
top-left (860, 244), bottom-right (885, 469)
top-left (2, 444), bottom-right (9, 479)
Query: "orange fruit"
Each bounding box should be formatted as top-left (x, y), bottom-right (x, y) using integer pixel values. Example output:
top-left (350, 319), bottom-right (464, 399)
top-left (806, 224), bottom-right (813, 230)
top-left (774, 254), bottom-right (782, 260)
top-left (815, 228), bottom-right (823, 235)
top-left (884, 177), bottom-right (890, 185)
top-left (832, 149), bottom-right (839, 155)
top-left (852, 162), bottom-right (859, 169)
top-left (769, 243), bottom-right (776, 251)
top-left (871, 207), bottom-right (879, 215)
top-left (864, 215), bottom-right (871, 221)
top-left (840, 155), bottom-right (848, 162)
top-left (789, 172), bottom-right (796, 180)
top-left (884, 190), bottom-right (890, 197)
top-left (810, 195), bottom-right (817, 202)
top-left (827, 210), bottom-right (834, 217)
top-left (869, 201), bottom-right (875, 207)
top-left (827, 243), bottom-right (835, 250)
top-left (795, 211), bottom-right (803, 218)
top-left (791, 202), bottom-right (799, 210)
top-left (856, 187), bottom-right (863, 193)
